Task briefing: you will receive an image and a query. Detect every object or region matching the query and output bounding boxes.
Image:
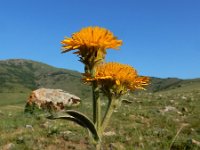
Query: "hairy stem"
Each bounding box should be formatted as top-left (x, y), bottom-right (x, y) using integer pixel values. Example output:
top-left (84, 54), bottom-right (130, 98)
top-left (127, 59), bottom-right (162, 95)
top-left (101, 95), bottom-right (116, 133)
top-left (92, 81), bottom-right (101, 131)
top-left (91, 68), bottom-right (102, 150)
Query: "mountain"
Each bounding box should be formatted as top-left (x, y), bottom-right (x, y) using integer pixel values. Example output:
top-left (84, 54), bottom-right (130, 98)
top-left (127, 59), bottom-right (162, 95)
top-left (0, 59), bottom-right (91, 100)
top-left (148, 77), bottom-right (200, 92)
top-left (0, 59), bottom-right (200, 103)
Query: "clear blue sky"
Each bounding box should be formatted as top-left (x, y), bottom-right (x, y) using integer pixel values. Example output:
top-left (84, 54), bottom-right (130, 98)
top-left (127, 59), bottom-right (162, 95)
top-left (0, 0), bottom-right (199, 79)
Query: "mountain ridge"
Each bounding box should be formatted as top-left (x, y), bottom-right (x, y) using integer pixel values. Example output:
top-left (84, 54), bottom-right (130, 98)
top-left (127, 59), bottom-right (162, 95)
top-left (0, 59), bottom-right (200, 97)
top-left (0, 59), bottom-right (90, 98)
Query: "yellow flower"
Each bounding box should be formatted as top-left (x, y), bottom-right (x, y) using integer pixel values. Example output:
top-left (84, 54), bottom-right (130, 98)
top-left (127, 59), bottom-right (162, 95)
top-left (61, 26), bottom-right (122, 71)
top-left (83, 62), bottom-right (150, 97)
top-left (61, 26), bottom-right (122, 51)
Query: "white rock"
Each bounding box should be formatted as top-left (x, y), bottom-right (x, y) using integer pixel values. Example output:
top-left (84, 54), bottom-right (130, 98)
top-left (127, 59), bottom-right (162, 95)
top-left (25, 88), bottom-right (81, 112)
top-left (25, 125), bottom-right (34, 131)
top-left (103, 131), bottom-right (116, 136)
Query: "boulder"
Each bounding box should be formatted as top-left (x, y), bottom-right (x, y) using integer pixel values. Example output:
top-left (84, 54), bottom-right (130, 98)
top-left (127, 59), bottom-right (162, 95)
top-left (25, 88), bottom-right (80, 113)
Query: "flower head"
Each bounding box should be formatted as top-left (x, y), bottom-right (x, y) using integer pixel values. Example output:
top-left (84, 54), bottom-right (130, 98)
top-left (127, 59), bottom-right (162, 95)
top-left (83, 62), bottom-right (150, 97)
top-left (61, 26), bottom-right (122, 52)
top-left (61, 27), bottom-right (122, 71)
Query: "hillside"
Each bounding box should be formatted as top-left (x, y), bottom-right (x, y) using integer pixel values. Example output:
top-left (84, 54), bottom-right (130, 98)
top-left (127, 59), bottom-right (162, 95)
top-left (0, 59), bottom-right (91, 105)
top-left (0, 59), bottom-right (200, 149)
top-left (147, 77), bottom-right (200, 92)
top-left (0, 59), bottom-right (200, 104)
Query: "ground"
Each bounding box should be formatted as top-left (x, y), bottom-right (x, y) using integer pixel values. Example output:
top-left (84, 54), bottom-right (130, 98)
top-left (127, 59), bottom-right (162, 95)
top-left (0, 89), bottom-right (200, 150)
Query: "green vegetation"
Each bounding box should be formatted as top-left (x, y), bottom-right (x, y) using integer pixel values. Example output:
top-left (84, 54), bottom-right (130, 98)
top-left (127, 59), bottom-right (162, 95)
top-left (0, 59), bottom-right (91, 99)
top-left (0, 59), bottom-right (200, 149)
top-left (1, 90), bottom-right (200, 149)
top-left (0, 93), bottom-right (29, 106)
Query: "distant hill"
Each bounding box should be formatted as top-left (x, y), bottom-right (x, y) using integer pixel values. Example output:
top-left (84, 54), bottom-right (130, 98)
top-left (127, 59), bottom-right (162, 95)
top-left (0, 59), bottom-right (91, 99)
top-left (0, 59), bottom-right (200, 99)
top-left (148, 77), bottom-right (200, 92)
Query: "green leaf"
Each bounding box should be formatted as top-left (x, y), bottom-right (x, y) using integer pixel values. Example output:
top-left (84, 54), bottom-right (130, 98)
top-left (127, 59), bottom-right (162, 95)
top-left (66, 110), bottom-right (100, 141)
top-left (47, 115), bottom-right (85, 127)
top-left (47, 110), bottom-right (100, 142)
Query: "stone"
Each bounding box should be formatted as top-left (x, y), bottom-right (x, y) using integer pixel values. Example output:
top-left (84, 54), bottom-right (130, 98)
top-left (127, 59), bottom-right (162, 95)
top-left (181, 96), bottom-right (187, 100)
top-left (103, 131), bottom-right (116, 136)
top-left (192, 139), bottom-right (200, 147)
top-left (109, 142), bottom-right (125, 150)
top-left (25, 124), bottom-right (34, 131)
top-left (16, 136), bottom-right (24, 144)
top-left (40, 121), bottom-right (51, 129)
top-left (0, 110), bottom-right (4, 116)
top-left (2, 143), bottom-right (15, 150)
top-left (25, 88), bottom-right (80, 113)
top-left (160, 106), bottom-right (183, 115)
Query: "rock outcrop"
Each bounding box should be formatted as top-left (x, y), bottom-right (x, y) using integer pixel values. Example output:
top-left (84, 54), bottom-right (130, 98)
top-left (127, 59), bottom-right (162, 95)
top-left (25, 88), bottom-right (80, 113)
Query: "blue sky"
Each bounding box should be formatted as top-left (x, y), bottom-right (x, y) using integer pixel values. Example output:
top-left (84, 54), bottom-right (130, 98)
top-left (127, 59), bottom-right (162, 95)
top-left (0, 0), bottom-right (199, 79)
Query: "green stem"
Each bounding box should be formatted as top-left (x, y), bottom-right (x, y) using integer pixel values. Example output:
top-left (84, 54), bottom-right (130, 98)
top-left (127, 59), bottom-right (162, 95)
top-left (92, 81), bottom-right (101, 131)
top-left (91, 68), bottom-right (102, 150)
top-left (101, 95), bottom-right (116, 133)
top-left (92, 81), bottom-right (97, 123)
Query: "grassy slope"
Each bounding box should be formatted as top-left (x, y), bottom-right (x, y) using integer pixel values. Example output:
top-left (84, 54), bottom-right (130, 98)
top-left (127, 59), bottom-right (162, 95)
top-left (0, 89), bottom-right (200, 149)
top-left (0, 93), bottom-right (29, 106)
top-left (0, 59), bottom-right (200, 149)
top-left (0, 59), bottom-right (91, 103)
top-left (1, 59), bottom-right (200, 106)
